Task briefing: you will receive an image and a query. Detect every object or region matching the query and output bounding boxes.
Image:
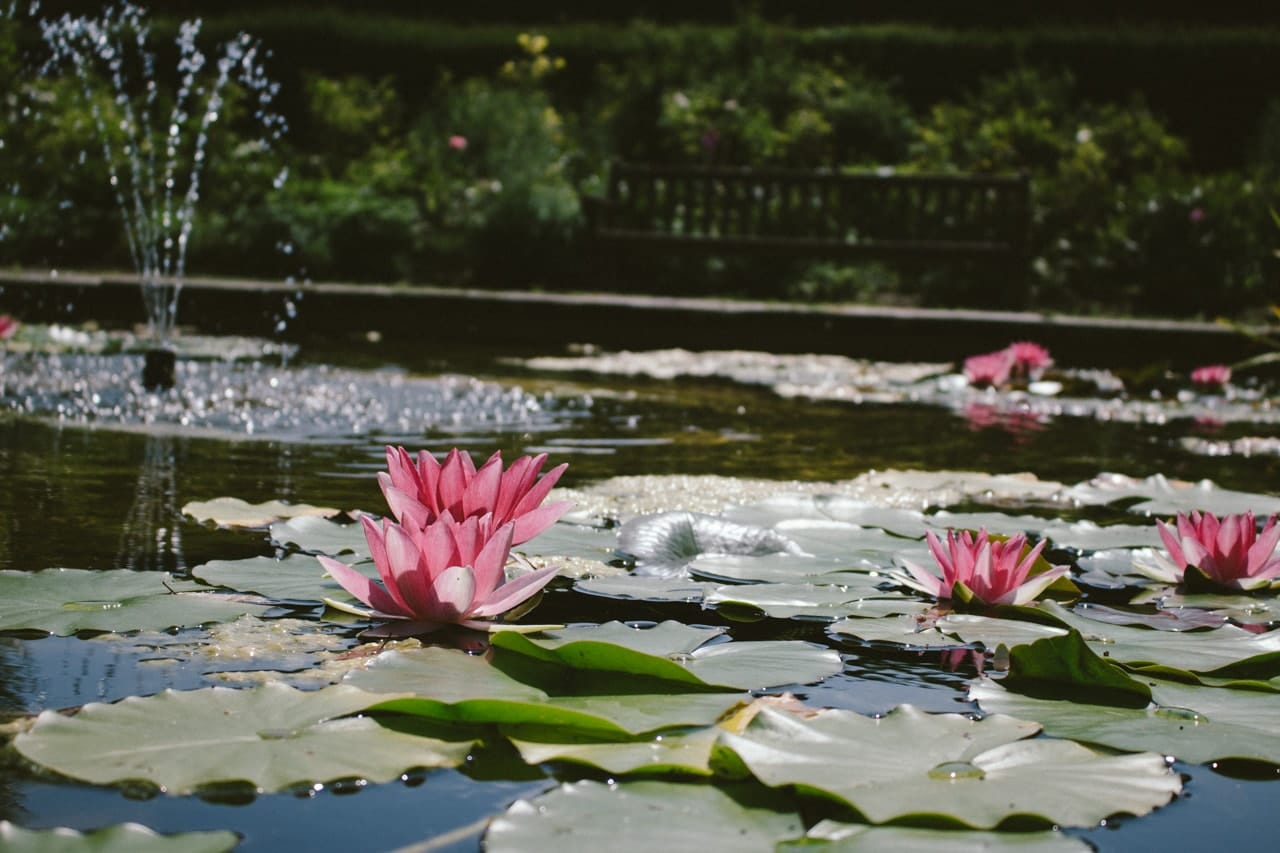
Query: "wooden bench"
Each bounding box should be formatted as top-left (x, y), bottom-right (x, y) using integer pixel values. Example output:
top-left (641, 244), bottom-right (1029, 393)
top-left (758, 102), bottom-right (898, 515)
top-left (584, 162), bottom-right (1031, 295)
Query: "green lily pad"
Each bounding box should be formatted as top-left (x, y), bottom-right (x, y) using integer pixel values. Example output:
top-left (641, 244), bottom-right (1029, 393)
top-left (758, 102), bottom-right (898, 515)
top-left (574, 575), bottom-right (720, 604)
top-left (509, 726), bottom-right (720, 776)
top-left (270, 516), bottom-right (368, 557)
top-left (717, 704), bottom-right (1179, 828)
top-left (690, 554), bottom-right (890, 586)
top-left (795, 820), bottom-right (1092, 852)
top-left (491, 621), bottom-right (843, 689)
top-left (831, 613), bottom-right (1066, 649)
top-left (485, 779), bottom-right (804, 852)
top-left (1128, 588), bottom-right (1278, 625)
top-left (0, 822), bottom-right (238, 853)
top-left (0, 569), bottom-right (271, 636)
top-left (14, 682), bottom-right (471, 794)
top-left (702, 582), bottom-right (920, 621)
top-left (347, 646), bottom-right (747, 738)
top-left (191, 554), bottom-right (371, 604)
top-left (971, 676), bottom-right (1280, 765)
top-left (181, 496), bottom-right (339, 528)
top-left (518, 522), bottom-right (620, 565)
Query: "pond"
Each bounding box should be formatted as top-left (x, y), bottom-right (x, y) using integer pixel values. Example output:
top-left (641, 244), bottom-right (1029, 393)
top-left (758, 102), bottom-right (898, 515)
top-left (1, 312), bottom-right (1279, 852)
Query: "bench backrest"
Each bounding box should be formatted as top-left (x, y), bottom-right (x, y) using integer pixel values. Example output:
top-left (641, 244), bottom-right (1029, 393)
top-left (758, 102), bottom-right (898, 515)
top-left (590, 162), bottom-right (1029, 257)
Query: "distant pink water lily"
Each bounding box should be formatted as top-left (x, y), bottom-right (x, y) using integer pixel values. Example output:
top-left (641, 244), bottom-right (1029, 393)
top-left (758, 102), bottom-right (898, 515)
top-left (1140, 510), bottom-right (1280, 590)
top-left (379, 446), bottom-right (572, 545)
top-left (900, 528), bottom-right (1069, 606)
top-left (1190, 364), bottom-right (1231, 388)
top-left (1007, 341), bottom-right (1053, 377)
top-left (963, 350), bottom-right (1013, 388)
top-left (0, 314), bottom-right (18, 340)
top-left (448, 134), bottom-right (468, 151)
top-left (319, 512), bottom-right (560, 630)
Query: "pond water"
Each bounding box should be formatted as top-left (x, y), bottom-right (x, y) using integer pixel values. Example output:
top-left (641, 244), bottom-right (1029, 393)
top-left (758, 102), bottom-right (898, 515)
top-left (1, 327), bottom-right (1279, 852)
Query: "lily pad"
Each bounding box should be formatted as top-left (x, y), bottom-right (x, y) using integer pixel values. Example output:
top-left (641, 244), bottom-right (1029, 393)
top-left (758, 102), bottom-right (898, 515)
top-left (509, 726), bottom-right (720, 776)
top-left (971, 676), bottom-right (1280, 765)
top-left (617, 511), bottom-right (805, 577)
top-left (574, 575), bottom-right (720, 604)
top-left (491, 621), bottom-right (844, 689)
top-left (704, 582), bottom-right (925, 621)
top-left (191, 554), bottom-right (372, 604)
top-left (0, 569), bottom-right (271, 635)
top-left (485, 779), bottom-right (804, 852)
top-left (346, 646), bottom-right (747, 738)
top-left (518, 521), bottom-right (620, 565)
top-left (0, 822), bottom-right (238, 853)
top-left (689, 554), bottom-right (889, 586)
top-left (831, 613), bottom-right (1066, 649)
top-left (796, 820), bottom-right (1092, 852)
top-left (181, 496), bottom-right (338, 528)
top-left (269, 516), bottom-right (369, 557)
top-left (717, 704), bottom-right (1179, 828)
top-left (14, 682), bottom-right (472, 794)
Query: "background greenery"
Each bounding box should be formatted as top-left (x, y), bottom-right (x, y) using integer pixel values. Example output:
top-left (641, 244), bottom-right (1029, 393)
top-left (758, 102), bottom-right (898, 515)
top-left (2, 6), bottom-right (1278, 318)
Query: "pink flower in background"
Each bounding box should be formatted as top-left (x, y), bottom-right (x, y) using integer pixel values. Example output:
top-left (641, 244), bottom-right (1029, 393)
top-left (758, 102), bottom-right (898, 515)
top-left (1007, 341), bottom-right (1053, 377)
top-left (900, 528), bottom-right (1068, 606)
top-left (1190, 364), bottom-right (1231, 388)
top-left (1189, 207), bottom-right (1205, 224)
top-left (319, 513), bottom-right (560, 629)
top-left (1142, 510), bottom-right (1280, 590)
top-left (0, 314), bottom-right (18, 340)
top-left (379, 446), bottom-right (571, 545)
top-left (448, 134), bottom-right (468, 151)
top-left (963, 350), bottom-right (1013, 388)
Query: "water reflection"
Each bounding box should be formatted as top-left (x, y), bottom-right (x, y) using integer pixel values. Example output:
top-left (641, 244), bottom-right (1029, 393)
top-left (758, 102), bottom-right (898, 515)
top-left (115, 435), bottom-right (182, 572)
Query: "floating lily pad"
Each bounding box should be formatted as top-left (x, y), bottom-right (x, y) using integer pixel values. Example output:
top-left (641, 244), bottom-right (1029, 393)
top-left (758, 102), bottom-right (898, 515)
top-left (518, 522), bottom-right (620, 565)
top-left (0, 569), bottom-right (271, 635)
top-left (1060, 473), bottom-right (1280, 518)
top-left (14, 682), bottom-right (471, 794)
top-left (181, 496), bottom-right (339, 528)
top-left (191, 554), bottom-right (371, 604)
top-left (485, 779), bottom-right (804, 852)
top-left (703, 581), bottom-right (923, 622)
top-left (831, 613), bottom-right (1065, 649)
top-left (574, 575), bottom-right (720, 604)
top-left (269, 516), bottom-right (369, 557)
top-left (689, 553), bottom-right (889, 585)
top-left (491, 621), bottom-right (843, 689)
top-left (971, 676), bottom-right (1280, 765)
top-left (347, 645), bottom-right (747, 738)
top-left (796, 820), bottom-right (1092, 852)
top-left (0, 821), bottom-right (238, 853)
top-left (509, 726), bottom-right (720, 776)
top-left (717, 704), bottom-right (1179, 828)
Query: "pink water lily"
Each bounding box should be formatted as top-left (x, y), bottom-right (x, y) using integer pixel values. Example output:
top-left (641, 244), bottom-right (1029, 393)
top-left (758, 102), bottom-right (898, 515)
top-left (1007, 341), bottom-right (1053, 377)
top-left (1190, 364), bottom-right (1231, 388)
top-left (378, 446), bottom-right (571, 545)
top-left (963, 350), bottom-right (1013, 388)
top-left (901, 528), bottom-right (1069, 606)
top-left (318, 512), bottom-right (560, 629)
top-left (0, 314), bottom-right (18, 340)
top-left (1143, 510), bottom-right (1280, 590)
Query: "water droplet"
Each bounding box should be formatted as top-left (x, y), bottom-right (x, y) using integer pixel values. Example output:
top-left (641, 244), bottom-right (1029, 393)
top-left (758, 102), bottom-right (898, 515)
top-left (667, 652), bottom-right (694, 663)
top-left (62, 600), bottom-right (123, 611)
top-left (257, 728), bottom-right (300, 740)
top-left (928, 761), bottom-right (985, 781)
top-left (1154, 706), bottom-right (1208, 724)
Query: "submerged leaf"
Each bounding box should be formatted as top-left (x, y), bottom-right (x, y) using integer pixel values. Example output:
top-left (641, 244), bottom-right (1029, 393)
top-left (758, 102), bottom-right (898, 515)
top-left (181, 497), bottom-right (338, 528)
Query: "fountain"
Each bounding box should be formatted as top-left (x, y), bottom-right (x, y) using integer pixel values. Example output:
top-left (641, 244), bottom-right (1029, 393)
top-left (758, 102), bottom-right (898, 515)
top-left (31, 2), bottom-right (285, 389)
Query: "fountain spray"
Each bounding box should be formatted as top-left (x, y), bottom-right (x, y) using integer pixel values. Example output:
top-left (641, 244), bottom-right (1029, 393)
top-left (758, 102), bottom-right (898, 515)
top-left (36, 3), bottom-right (285, 389)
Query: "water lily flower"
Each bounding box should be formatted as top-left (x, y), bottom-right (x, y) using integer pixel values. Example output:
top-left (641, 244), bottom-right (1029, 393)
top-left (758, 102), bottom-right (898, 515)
top-left (0, 314), bottom-right (17, 340)
top-left (319, 512), bottom-right (560, 630)
top-left (963, 350), bottom-right (1013, 388)
top-left (1007, 341), bottom-right (1053, 377)
top-left (1190, 364), bottom-right (1231, 388)
top-left (378, 446), bottom-right (571, 545)
top-left (448, 134), bottom-right (468, 151)
top-left (900, 528), bottom-right (1069, 606)
top-left (1140, 510), bottom-right (1280, 590)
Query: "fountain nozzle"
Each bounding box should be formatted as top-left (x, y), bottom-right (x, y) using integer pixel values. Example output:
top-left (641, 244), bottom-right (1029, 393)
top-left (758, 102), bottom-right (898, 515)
top-left (143, 348), bottom-right (177, 391)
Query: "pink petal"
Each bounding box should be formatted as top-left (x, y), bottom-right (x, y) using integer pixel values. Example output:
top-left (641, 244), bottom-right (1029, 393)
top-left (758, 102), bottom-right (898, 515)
top-left (470, 521), bottom-right (515, 598)
top-left (438, 449), bottom-right (471, 517)
top-left (469, 565), bottom-right (561, 618)
top-left (420, 516), bottom-right (459, 578)
top-left (384, 446), bottom-right (421, 496)
top-left (431, 565), bottom-right (476, 621)
top-left (510, 461), bottom-right (568, 518)
top-left (464, 455), bottom-right (504, 518)
top-left (317, 554), bottom-right (408, 617)
top-left (1247, 521), bottom-right (1280, 577)
top-left (379, 477), bottom-right (425, 526)
top-left (925, 531), bottom-right (955, 583)
top-left (416, 449), bottom-right (442, 514)
top-left (511, 501), bottom-right (574, 545)
top-left (901, 558), bottom-right (946, 599)
top-left (384, 523), bottom-right (436, 618)
top-left (494, 455), bottom-right (537, 520)
top-left (1004, 565), bottom-right (1071, 606)
top-left (363, 516), bottom-right (413, 614)
top-left (1156, 519), bottom-right (1187, 569)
